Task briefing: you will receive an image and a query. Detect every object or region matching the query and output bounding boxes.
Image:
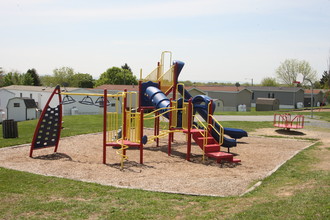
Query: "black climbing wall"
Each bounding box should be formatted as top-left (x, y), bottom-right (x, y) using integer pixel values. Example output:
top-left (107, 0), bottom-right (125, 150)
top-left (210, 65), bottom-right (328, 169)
top-left (32, 105), bottom-right (61, 149)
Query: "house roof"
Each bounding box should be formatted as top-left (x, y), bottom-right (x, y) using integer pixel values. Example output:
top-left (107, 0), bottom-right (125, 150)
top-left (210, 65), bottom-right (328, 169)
top-left (23, 98), bottom-right (38, 108)
top-left (184, 86), bottom-right (248, 92)
top-left (0, 88), bottom-right (15, 95)
top-left (3, 85), bottom-right (78, 93)
top-left (8, 97), bottom-right (37, 108)
top-left (245, 86), bottom-right (303, 92)
top-left (256, 98), bottom-right (279, 105)
top-left (186, 87), bottom-right (207, 95)
top-left (304, 89), bottom-right (324, 94)
top-left (94, 84), bottom-right (139, 92)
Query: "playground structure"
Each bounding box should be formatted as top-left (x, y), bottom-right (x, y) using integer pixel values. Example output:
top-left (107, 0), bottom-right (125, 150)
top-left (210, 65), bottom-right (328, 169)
top-left (273, 113), bottom-right (304, 130)
top-left (30, 51), bottom-right (248, 168)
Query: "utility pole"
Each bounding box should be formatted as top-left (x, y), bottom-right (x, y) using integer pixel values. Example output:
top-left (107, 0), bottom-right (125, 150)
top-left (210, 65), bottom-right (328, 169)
top-left (304, 78), bottom-right (314, 118)
top-left (245, 78), bottom-right (253, 86)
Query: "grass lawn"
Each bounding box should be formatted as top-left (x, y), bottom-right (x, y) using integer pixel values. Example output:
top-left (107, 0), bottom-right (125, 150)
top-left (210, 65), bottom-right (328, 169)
top-left (0, 112), bottom-right (329, 219)
top-left (0, 142), bottom-right (328, 219)
top-left (0, 114), bottom-right (275, 148)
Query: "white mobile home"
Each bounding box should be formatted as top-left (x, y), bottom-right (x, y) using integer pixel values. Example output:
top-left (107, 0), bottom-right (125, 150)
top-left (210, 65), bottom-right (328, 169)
top-left (0, 88), bottom-right (15, 119)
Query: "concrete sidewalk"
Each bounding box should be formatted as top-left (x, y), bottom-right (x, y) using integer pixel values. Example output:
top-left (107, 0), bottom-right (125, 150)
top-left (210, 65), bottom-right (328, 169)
top-left (213, 115), bottom-right (274, 122)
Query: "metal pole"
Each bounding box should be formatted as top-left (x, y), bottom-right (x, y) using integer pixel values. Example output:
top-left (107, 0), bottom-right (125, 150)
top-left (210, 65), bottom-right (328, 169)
top-left (311, 83), bottom-right (313, 118)
top-left (305, 78), bottom-right (313, 118)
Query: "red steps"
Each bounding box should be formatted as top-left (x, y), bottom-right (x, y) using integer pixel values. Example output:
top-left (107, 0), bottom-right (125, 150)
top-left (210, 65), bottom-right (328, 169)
top-left (184, 129), bottom-right (240, 163)
top-left (206, 152), bottom-right (241, 163)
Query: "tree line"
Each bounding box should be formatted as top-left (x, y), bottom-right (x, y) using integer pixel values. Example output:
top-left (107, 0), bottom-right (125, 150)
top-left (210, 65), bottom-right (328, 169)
top-left (0, 64), bottom-right (138, 88)
top-left (0, 59), bottom-right (329, 89)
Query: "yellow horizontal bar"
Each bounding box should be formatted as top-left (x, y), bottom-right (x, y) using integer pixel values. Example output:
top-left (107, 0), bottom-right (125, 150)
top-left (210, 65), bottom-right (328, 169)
top-left (60, 92), bottom-right (124, 98)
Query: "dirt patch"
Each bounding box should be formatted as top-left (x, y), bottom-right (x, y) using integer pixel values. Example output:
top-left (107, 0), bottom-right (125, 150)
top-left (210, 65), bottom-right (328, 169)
top-left (0, 128), bottom-right (320, 197)
top-left (275, 180), bottom-right (317, 197)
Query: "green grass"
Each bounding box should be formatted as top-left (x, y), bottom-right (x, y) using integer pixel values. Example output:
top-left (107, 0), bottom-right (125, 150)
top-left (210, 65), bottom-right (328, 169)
top-left (1, 113), bottom-right (275, 148)
top-left (1, 115), bottom-right (103, 148)
top-left (0, 113), bottom-right (329, 219)
top-left (0, 143), bottom-right (329, 219)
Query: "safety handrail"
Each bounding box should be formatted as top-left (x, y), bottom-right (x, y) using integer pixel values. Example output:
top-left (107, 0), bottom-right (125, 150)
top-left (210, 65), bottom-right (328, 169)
top-left (192, 114), bottom-right (208, 160)
top-left (274, 113), bottom-right (304, 129)
top-left (209, 115), bottom-right (224, 145)
top-left (291, 115), bottom-right (305, 127)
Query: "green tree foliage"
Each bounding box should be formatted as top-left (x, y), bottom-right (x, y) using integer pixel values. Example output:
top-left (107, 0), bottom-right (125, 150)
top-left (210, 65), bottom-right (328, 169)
top-left (121, 63), bottom-right (132, 73)
top-left (53, 67), bottom-right (75, 87)
top-left (39, 75), bottom-right (55, 87)
top-left (319, 71), bottom-right (330, 89)
top-left (178, 80), bottom-right (193, 86)
top-left (276, 59), bottom-right (317, 86)
top-left (2, 71), bottom-right (33, 86)
top-left (95, 67), bottom-right (138, 86)
top-left (40, 67), bottom-right (94, 88)
top-left (260, 77), bottom-right (279, 87)
top-left (71, 73), bottom-right (94, 88)
top-left (26, 68), bottom-right (41, 86)
top-left (0, 67), bottom-right (4, 87)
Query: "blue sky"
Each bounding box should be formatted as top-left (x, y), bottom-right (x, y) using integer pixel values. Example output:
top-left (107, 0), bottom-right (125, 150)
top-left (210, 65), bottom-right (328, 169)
top-left (0, 0), bottom-right (329, 84)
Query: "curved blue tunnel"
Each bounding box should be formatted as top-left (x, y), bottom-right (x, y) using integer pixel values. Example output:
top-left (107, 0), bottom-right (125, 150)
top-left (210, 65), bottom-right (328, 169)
top-left (145, 86), bottom-right (170, 117)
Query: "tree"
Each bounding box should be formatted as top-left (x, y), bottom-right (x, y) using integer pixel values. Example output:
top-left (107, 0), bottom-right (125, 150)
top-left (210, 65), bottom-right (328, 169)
top-left (40, 75), bottom-right (55, 87)
top-left (319, 53), bottom-right (330, 89)
top-left (276, 59), bottom-right (317, 86)
top-left (1, 71), bottom-right (33, 86)
top-left (21, 73), bottom-right (34, 85)
top-left (0, 67), bottom-right (4, 87)
top-left (121, 63), bottom-right (133, 85)
top-left (95, 67), bottom-right (138, 86)
top-left (53, 67), bottom-right (75, 87)
top-left (121, 63), bottom-right (132, 74)
top-left (260, 77), bottom-right (279, 87)
top-left (26, 68), bottom-right (41, 86)
top-left (71, 73), bottom-right (94, 88)
top-left (178, 80), bottom-right (193, 86)
top-left (41, 67), bottom-right (95, 88)
top-left (41, 67), bottom-right (74, 87)
top-left (319, 71), bottom-right (330, 89)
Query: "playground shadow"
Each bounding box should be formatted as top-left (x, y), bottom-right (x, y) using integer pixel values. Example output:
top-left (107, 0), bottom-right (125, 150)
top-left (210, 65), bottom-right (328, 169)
top-left (144, 141), bottom-right (240, 168)
top-left (106, 161), bottom-right (155, 172)
top-left (33, 152), bottom-right (72, 161)
top-left (275, 129), bottom-right (306, 136)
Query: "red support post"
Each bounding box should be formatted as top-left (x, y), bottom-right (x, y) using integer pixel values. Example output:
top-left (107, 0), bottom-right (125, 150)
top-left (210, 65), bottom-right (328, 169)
top-left (123, 89), bottom-right (127, 140)
top-left (103, 89), bottom-right (107, 164)
top-left (140, 108), bottom-right (144, 164)
top-left (186, 99), bottom-right (192, 161)
top-left (168, 100), bottom-right (172, 156)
